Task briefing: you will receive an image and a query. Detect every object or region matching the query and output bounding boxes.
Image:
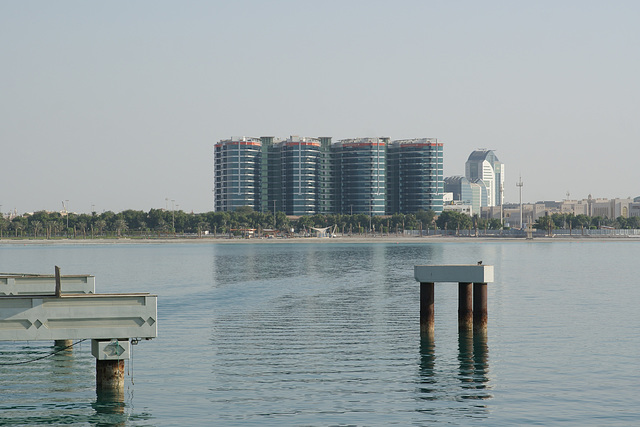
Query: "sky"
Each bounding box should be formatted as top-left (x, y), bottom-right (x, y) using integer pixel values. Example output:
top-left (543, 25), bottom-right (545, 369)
top-left (2, 1), bottom-right (639, 214)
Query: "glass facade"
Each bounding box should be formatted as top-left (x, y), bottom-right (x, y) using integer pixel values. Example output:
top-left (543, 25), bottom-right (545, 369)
top-left (214, 135), bottom-right (445, 216)
top-left (213, 137), bottom-right (262, 212)
top-left (465, 150), bottom-right (504, 207)
top-left (318, 137), bottom-right (336, 215)
top-left (336, 138), bottom-right (388, 215)
top-left (279, 136), bottom-right (321, 216)
top-left (388, 139), bottom-right (443, 214)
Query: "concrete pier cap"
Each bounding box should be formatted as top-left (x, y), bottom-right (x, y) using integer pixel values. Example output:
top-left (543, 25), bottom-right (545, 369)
top-left (414, 265), bottom-right (494, 284)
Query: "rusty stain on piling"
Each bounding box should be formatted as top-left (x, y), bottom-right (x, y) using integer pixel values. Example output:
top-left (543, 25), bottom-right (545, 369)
top-left (458, 282), bottom-right (473, 331)
top-left (96, 360), bottom-right (125, 391)
top-left (473, 283), bottom-right (488, 332)
top-left (420, 282), bottom-right (435, 336)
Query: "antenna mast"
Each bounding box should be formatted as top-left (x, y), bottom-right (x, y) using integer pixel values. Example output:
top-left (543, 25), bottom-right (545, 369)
top-left (516, 175), bottom-right (524, 228)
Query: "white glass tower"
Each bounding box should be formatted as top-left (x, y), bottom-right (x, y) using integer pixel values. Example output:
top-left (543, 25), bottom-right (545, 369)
top-left (465, 150), bottom-right (504, 207)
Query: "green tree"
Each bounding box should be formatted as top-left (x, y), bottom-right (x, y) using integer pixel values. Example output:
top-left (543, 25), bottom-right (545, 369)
top-left (0, 217), bottom-right (8, 239)
top-left (534, 215), bottom-right (554, 235)
top-left (416, 209), bottom-right (436, 231)
top-left (275, 211), bottom-right (289, 232)
top-left (94, 219), bottom-right (107, 236)
top-left (436, 211), bottom-right (471, 231)
top-left (12, 217), bottom-right (26, 237)
top-left (31, 220), bottom-right (43, 238)
top-left (114, 218), bottom-right (128, 236)
top-left (76, 221), bottom-right (87, 239)
top-left (295, 216), bottom-right (315, 232)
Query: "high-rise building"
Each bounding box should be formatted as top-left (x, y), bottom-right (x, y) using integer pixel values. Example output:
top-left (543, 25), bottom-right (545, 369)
top-left (275, 136), bottom-right (322, 216)
top-left (259, 136), bottom-right (279, 214)
top-left (318, 137), bottom-right (336, 215)
top-left (387, 138), bottom-right (443, 214)
top-left (465, 150), bottom-right (504, 207)
top-left (334, 137), bottom-right (388, 215)
top-left (214, 135), bottom-right (445, 216)
top-left (213, 137), bottom-right (262, 212)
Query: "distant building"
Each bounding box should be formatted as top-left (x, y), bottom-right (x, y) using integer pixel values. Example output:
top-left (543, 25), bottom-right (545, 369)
top-left (481, 197), bottom-right (635, 228)
top-left (444, 176), bottom-right (488, 216)
top-left (465, 150), bottom-right (504, 207)
top-left (270, 136), bottom-right (322, 216)
top-left (213, 135), bottom-right (445, 216)
top-left (334, 137), bottom-right (388, 216)
top-left (443, 202), bottom-right (472, 216)
top-left (213, 137), bottom-right (262, 212)
top-left (387, 138), bottom-right (443, 214)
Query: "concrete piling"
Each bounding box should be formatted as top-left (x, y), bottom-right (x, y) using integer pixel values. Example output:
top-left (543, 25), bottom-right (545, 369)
top-left (96, 360), bottom-right (125, 391)
top-left (420, 282), bottom-right (435, 336)
top-left (458, 282), bottom-right (473, 331)
top-left (473, 283), bottom-right (488, 332)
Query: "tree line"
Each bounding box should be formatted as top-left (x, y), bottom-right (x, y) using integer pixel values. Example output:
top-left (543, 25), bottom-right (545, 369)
top-left (533, 212), bottom-right (640, 232)
top-left (0, 207), bottom-right (438, 239)
top-left (1, 208), bottom-right (638, 239)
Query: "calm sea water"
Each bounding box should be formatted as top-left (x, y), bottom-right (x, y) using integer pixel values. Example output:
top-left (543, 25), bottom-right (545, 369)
top-left (0, 240), bottom-right (639, 426)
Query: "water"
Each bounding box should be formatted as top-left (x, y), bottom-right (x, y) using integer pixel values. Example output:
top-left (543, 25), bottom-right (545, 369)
top-left (0, 240), bottom-right (639, 426)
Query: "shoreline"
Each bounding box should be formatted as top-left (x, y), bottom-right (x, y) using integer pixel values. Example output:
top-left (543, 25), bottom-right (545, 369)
top-left (1, 234), bottom-right (637, 245)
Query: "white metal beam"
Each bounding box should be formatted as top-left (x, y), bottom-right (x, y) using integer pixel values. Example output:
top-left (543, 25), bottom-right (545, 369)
top-left (414, 265), bottom-right (494, 283)
top-left (0, 294), bottom-right (157, 341)
top-left (0, 275), bottom-right (95, 296)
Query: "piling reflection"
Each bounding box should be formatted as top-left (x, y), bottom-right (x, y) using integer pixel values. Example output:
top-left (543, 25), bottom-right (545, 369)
top-left (458, 330), bottom-right (492, 400)
top-left (417, 331), bottom-right (492, 418)
top-left (92, 388), bottom-right (126, 427)
top-left (417, 335), bottom-right (437, 398)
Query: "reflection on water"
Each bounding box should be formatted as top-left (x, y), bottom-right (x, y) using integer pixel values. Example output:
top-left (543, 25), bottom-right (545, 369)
top-left (4, 241), bottom-right (638, 425)
top-left (459, 331), bottom-right (491, 400)
top-left (92, 389), bottom-right (126, 427)
top-left (418, 337), bottom-right (437, 397)
top-left (417, 331), bottom-right (491, 419)
top-left (0, 342), bottom-right (152, 426)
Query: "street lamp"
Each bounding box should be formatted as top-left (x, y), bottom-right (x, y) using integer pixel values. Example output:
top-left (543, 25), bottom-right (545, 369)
top-left (65, 200), bottom-right (69, 230)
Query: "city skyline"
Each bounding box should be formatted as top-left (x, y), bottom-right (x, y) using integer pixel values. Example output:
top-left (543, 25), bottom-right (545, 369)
top-left (2, 2), bottom-right (639, 214)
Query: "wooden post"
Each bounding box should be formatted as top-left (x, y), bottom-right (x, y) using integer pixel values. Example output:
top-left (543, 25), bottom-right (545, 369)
top-left (458, 282), bottom-right (473, 331)
top-left (473, 283), bottom-right (488, 332)
top-left (54, 265), bottom-right (62, 297)
top-left (96, 360), bottom-right (125, 392)
top-left (420, 282), bottom-right (435, 335)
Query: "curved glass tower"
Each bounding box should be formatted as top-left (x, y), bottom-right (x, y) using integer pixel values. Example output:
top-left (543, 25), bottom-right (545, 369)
top-left (213, 137), bottom-right (261, 211)
top-left (387, 138), bottom-right (443, 214)
top-left (279, 136), bottom-right (321, 216)
top-left (336, 138), bottom-right (388, 215)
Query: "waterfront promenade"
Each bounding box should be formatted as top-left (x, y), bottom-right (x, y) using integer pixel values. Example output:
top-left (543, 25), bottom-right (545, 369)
top-left (1, 233), bottom-right (637, 245)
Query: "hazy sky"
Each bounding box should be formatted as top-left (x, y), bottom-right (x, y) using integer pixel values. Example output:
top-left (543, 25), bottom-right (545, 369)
top-left (2, 1), bottom-right (639, 214)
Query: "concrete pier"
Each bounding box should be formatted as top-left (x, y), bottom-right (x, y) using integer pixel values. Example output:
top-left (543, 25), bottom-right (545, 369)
top-left (1, 281), bottom-right (156, 396)
top-left (414, 265), bottom-right (493, 334)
